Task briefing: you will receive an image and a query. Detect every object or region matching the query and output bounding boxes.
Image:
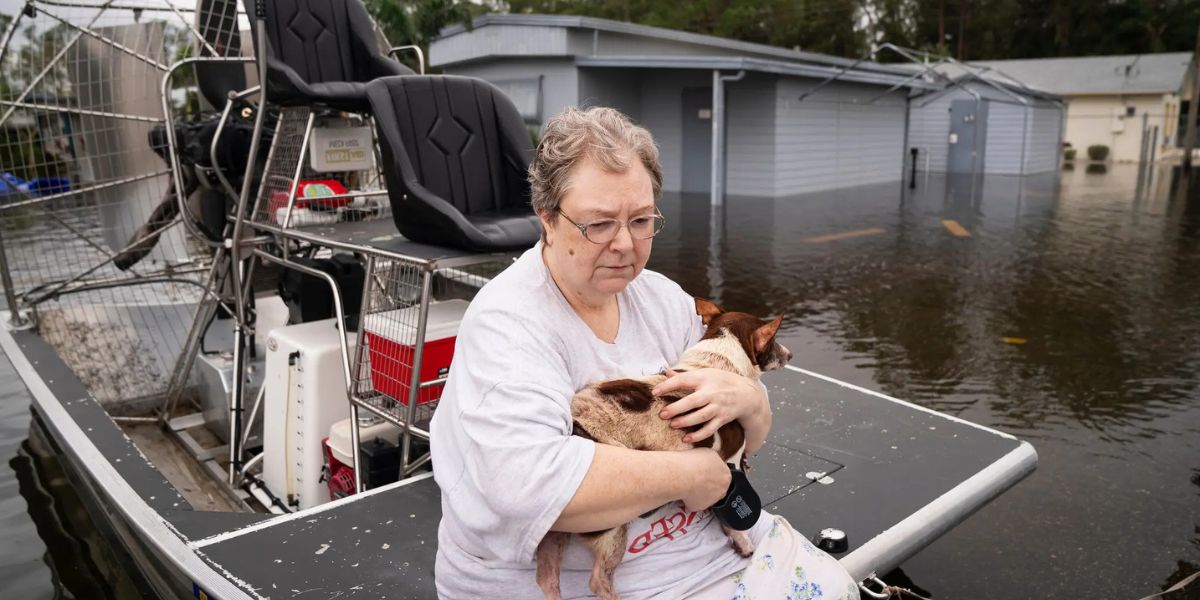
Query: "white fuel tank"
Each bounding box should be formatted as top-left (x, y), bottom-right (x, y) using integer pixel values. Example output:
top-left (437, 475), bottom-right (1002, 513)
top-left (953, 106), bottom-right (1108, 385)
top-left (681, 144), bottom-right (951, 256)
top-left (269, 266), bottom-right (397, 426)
top-left (263, 319), bottom-right (356, 510)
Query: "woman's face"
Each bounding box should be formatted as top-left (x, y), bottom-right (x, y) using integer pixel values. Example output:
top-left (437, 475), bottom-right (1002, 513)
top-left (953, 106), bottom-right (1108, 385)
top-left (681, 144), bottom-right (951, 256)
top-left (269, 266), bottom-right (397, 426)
top-left (540, 155), bottom-right (656, 303)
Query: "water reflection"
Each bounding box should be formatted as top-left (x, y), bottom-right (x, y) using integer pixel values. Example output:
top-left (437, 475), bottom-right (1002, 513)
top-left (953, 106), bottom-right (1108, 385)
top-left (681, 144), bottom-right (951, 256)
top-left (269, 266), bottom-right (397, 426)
top-left (9, 424), bottom-right (150, 599)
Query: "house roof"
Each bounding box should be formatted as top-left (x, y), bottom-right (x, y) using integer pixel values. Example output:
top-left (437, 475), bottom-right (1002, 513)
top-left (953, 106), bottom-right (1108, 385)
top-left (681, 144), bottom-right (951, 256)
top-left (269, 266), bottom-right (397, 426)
top-left (575, 55), bottom-right (939, 90)
top-left (963, 53), bottom-right (1193, 96)
top-left (436, 13), bottom-right (917, 79)
top-left (906, 74), bottom-right (1062, 109)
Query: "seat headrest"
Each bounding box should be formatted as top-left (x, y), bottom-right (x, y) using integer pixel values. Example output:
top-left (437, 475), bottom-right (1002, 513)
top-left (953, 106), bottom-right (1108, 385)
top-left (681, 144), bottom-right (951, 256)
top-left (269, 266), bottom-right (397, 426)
top-left (195, 0), bottom-right (247, 108)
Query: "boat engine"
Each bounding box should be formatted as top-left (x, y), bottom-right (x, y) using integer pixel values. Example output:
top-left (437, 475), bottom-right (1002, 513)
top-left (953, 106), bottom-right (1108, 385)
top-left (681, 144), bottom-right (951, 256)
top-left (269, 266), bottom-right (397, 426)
top-left (323, 418), bottom-right (406, 499)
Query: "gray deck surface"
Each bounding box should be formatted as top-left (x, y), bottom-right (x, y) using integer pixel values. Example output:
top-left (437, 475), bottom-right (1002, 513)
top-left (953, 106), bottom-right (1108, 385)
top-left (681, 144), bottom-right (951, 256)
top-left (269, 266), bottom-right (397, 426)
top-left (196, 367), bottom-right (1026, 598)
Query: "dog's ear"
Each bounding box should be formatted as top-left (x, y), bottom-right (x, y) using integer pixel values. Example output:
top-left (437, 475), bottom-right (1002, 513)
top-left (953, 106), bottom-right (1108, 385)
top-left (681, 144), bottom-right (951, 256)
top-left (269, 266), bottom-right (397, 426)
top-left (694, 298), bottom-right (723, 325)
top-left (752, 317), bottom-right (783, 354)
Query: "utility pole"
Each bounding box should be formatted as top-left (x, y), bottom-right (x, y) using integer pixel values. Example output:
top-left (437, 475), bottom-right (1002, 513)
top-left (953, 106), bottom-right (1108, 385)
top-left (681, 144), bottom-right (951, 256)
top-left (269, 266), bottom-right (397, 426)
top-left (938, 0), bottom-right (945, 55)
top-left (1183, 22), bottom-right (1200, 171)
top-left (957, 0), bottom-right (967, 59)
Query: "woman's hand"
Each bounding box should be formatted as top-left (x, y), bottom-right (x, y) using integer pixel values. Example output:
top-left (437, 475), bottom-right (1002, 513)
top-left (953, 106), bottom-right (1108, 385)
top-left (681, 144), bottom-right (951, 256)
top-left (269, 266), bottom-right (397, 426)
top-left (652, 368), bottom-right (771, 453)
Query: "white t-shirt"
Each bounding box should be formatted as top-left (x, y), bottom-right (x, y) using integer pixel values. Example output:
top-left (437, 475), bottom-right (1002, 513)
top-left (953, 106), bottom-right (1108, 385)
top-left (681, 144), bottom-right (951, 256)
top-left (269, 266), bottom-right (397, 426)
top-left (430, 243), bottom-right (772, 599)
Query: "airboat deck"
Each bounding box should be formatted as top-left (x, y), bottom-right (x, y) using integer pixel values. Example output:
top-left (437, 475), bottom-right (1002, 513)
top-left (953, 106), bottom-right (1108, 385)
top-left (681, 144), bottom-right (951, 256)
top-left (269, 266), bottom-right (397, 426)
top-left (2, 313), bottom-right (1035, 598)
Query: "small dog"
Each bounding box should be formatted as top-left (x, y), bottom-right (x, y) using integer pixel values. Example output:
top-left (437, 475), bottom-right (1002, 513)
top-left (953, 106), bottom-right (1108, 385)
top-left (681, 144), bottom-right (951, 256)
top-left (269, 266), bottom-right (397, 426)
top-left (534, 298), bottom-right (793, 600)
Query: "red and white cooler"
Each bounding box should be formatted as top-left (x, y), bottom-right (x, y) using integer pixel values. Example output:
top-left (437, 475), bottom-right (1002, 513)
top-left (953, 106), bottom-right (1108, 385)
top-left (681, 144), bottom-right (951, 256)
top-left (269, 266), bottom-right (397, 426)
top-left (362, 299), bottom-right (469, 405)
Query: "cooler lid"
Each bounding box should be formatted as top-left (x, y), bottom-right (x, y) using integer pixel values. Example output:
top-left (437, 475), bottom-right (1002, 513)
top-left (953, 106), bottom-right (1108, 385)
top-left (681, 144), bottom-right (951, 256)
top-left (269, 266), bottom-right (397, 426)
top-left (362, 299), bottom-right (470, 345)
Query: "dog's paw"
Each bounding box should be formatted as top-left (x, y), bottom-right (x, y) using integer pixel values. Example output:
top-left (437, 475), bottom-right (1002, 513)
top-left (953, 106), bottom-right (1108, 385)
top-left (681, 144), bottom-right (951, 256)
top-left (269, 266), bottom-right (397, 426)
top-left (727, 529), bottom-right (755, 557)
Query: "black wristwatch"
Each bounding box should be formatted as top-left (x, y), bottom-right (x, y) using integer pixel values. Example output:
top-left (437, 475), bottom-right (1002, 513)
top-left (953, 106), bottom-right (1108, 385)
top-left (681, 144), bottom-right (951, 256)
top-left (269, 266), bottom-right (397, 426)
top-left (711, 463), bottom-right (761, 530)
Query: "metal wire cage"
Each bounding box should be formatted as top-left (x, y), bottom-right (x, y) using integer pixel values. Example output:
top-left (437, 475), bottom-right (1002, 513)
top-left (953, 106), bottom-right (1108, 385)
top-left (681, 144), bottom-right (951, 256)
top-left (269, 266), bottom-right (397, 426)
top-left (350, 255), bottom-right (507, 477)
top-left (248, 106), bottom-right (391, 231)
top-left (0, 0), bottom-right (244, 406)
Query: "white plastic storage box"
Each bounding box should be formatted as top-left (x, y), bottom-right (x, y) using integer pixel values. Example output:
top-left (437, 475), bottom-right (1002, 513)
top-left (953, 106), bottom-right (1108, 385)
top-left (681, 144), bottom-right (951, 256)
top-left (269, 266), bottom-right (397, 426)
top-left (262, 319), bottom-right (356, 510)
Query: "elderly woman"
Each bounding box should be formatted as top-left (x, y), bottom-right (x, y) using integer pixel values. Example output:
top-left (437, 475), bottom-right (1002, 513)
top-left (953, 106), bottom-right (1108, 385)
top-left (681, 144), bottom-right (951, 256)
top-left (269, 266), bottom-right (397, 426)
top-left (429, 107), bottom-right (858, 599)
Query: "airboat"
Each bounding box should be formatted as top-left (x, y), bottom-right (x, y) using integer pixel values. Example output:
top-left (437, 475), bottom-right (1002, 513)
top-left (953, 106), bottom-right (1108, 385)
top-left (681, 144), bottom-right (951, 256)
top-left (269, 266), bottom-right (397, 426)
top-left (0, 1), bottom-right (1036, 598)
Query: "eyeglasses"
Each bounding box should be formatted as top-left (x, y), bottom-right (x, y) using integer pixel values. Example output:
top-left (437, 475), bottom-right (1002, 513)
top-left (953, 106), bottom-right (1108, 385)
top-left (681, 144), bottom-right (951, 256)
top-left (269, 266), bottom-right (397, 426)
top-left (556, 208), bottom-right (666, 244)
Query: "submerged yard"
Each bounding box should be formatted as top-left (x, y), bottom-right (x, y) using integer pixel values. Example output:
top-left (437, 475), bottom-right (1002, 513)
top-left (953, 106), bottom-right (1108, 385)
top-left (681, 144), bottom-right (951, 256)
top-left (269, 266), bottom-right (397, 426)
top-left (651, 164), bottom-right (1200, 598)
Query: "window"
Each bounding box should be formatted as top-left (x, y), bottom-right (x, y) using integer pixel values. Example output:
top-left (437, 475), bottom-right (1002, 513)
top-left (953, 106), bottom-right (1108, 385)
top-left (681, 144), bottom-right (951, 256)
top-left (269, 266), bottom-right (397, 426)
top-left (1126, 106), bottom-right (1136, 117)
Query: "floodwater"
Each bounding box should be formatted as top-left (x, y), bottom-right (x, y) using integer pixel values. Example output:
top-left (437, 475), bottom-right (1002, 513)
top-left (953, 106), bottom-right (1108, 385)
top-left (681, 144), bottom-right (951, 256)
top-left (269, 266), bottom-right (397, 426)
top-left (651, 164), bottom-right (1200, 599)
top-left (2, 164), bottom-right (1199, 598)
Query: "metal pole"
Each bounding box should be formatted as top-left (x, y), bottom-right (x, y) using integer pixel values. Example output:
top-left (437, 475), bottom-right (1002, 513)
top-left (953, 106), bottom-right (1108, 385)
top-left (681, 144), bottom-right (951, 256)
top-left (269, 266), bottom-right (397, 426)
top-left (0, 226), bottom-right (30, 328)
top-left (710, 70), bottom-right (722, 207)
top-left (972, 97), bottom-right (982, 176)
top-left (0, 6), bottom-right (26, 69)
top-left (710, 70), bottom-right (745, 207)
top-left (0, 170), bottom-right (170, 213)
top-left (1056, 104), bottom-right (1066, 172)
top-left (348, 255), bottom-right (376, 492)
top-left (910, 148), bottom-right (918, 189)
top-left (161, 57), bottom-right (254, 246)
top-left (160, 248), bottom-right (229, 421)
top-left (227, 0), bottom-right (271, 484)
top-left (0, 100), bottom-right (163, 123)
top-left (252, 250), bottom-right (356, 489)
top-left (1149, 125), bottom-right (1160, 164)
top-left (230, 2), bottom-right (271, 326)
top-left (1148, 125), bottom-right (1160, 189)
top-left (228, 310), bottom-right (246, 482)
top-left (280, 112), bottom-right (318, 235)
top-left (400, 270), bottom-right (434, 479)
top-left (209, 96), bottom-right (242, 200)
top-left (706, 202), bottom-right (724, 306)
top-left (1017, 103), bottom-right (1029, 176)
top-left (240, 372), bottom-right (266, 451)
top-left (1137, 112), bottom-right (1150, 185)
top-left (796, 57), bottom-right (869, 102)
top-left (901, 90), bottom-right (912, 183)
top-left (388, 46), bottom-right (425, 75)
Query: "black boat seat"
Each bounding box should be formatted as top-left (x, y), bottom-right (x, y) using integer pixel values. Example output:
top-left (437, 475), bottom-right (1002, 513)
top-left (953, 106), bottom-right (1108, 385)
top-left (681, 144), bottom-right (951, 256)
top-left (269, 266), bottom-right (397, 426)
top-left (195, 0), bottom-right (246, 108)
top-left (254, 0), bottom-right (413, 112)
top-left (366, 76), bottom-right (541, 252)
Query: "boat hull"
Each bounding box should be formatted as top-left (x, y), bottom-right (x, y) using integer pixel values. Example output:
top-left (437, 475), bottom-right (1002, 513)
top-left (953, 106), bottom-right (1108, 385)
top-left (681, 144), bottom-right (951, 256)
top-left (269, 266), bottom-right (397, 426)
top-left (0, 325), bottom-right (259, 600)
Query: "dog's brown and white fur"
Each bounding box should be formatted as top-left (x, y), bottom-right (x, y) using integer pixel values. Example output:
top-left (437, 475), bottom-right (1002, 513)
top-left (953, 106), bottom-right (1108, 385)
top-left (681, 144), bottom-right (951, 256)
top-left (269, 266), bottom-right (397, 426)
top-left (534, 299), bottom-right (793, 600)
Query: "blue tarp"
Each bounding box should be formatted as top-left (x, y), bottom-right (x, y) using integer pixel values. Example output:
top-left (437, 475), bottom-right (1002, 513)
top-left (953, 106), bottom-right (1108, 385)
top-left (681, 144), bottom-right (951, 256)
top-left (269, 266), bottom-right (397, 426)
top-left (0, 172), bottom-right (70, 199)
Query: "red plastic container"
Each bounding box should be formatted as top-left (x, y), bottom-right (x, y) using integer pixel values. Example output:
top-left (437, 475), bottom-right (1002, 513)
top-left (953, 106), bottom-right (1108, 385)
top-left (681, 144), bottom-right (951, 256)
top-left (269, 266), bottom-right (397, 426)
top-left (362, 300), bottom-right (469, 405)
top-left (267, 179), bottom-right (351, 215)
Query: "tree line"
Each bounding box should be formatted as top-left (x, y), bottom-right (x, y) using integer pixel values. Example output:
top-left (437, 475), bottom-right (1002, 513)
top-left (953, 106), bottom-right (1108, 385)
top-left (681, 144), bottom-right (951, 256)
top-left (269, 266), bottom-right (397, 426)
top-left (366, 0), bottom-right (1200, 64)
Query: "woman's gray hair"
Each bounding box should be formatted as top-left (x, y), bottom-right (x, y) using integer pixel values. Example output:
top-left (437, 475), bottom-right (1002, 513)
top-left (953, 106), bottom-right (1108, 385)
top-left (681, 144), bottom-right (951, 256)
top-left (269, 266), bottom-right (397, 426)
top-left (528, 106), bottom-right (663, 222)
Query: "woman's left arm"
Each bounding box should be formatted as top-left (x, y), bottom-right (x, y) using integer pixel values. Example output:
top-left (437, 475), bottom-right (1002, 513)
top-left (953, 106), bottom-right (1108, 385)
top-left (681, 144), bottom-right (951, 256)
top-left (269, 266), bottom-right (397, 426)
top-left (652, 369), bottom-right (773, 455)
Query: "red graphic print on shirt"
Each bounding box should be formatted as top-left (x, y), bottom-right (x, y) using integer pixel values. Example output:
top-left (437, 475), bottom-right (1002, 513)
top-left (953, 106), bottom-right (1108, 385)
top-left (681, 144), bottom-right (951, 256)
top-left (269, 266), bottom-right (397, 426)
top-left (627, 504), bottom-right (709, 554)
